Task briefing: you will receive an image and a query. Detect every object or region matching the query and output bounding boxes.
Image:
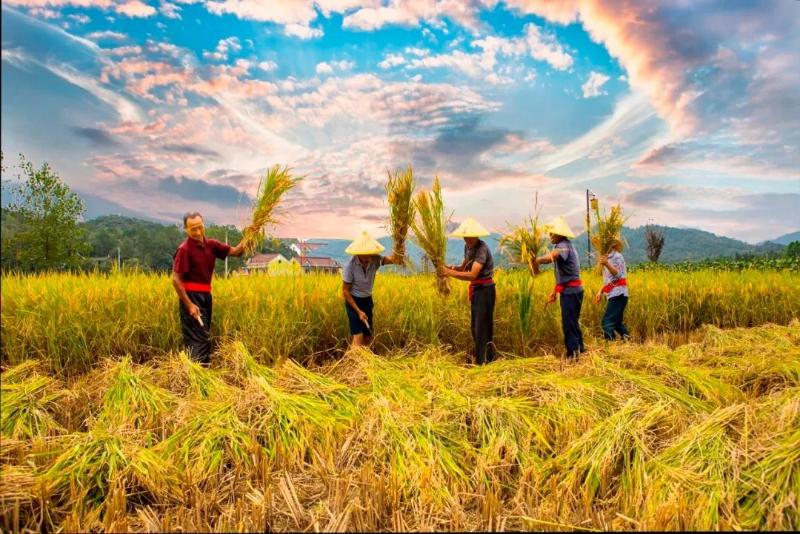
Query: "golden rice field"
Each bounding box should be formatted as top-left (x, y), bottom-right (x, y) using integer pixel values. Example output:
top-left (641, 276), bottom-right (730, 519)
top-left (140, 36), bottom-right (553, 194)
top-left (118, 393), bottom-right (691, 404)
top-left (1, 269), bottom-right (799, 532)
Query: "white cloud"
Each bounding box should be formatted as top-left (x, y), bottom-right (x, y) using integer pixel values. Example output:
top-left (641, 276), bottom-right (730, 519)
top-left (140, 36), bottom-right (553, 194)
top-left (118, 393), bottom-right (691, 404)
top-left (67, 13), bottom-right (91, 24)
top-left (160, 1), bottom-right (181, 19)
top-left (378, 53), bottom-right (406, 69)
top-left (524, 23), bottom-right (572, 70)
top-left (582, 71), bottom-right (610, 98)
top-left (202, 36), bottom-right (242, 61)
top-left (27, 7), bottom-right (60, 19)
top-left (284, 23), bottom-right (323, 39)
top-left (315, 62), bottom-right (334, 75)
top-left (315, 60), bottom-right (353, 75)
top-left (86, 30), bottom-right (128, 42)
top-left (258, 60), bottom-right (278, 72)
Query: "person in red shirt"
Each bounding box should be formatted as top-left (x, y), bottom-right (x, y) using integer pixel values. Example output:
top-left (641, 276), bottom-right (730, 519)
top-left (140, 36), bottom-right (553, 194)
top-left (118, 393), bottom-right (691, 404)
top-left (172, 211), bottom-right (245, 364)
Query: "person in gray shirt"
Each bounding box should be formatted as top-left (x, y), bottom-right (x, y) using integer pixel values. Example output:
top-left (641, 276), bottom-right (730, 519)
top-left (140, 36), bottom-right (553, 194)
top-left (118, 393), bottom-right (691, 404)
top-left (342, 231), bottom-right (401, 348)
top-left (442, 218), bottom-right (497, 365)
top-left (533, 216), bottom-right (586, 359)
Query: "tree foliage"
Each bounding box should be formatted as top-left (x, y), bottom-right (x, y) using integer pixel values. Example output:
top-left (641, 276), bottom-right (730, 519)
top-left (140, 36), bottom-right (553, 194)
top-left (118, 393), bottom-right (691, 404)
top-left (2, 154), bottom-right (88, 271)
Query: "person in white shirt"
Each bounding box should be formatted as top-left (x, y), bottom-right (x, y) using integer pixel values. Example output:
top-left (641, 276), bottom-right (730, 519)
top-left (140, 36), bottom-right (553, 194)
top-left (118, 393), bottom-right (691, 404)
top-left (594, 237), bottom-right (630, 341)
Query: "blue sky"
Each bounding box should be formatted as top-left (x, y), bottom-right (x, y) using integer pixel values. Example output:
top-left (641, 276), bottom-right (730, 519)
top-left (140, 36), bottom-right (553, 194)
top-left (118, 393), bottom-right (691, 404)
top-left (2, 0), bottom-right (798, 242)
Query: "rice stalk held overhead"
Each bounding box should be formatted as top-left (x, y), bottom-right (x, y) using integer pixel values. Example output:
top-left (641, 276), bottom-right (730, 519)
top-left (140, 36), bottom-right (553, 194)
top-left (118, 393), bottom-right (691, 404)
top-left (386, 165), bottom-right (416, 267)
top-left (411, 176), bottom-right (451, 296)
top-left (240, 165), bottom-right (302, 256)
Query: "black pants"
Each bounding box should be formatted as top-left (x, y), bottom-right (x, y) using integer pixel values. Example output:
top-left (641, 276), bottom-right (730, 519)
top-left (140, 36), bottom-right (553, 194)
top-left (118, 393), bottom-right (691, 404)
top-left (471, 285), bottom-right (496, 365)
top-left (560, 290), bottom-right (585, 357)
top-left (602, 295), bottom-right (630, 340)
top-left (179, 291), bottom-right (213, 364)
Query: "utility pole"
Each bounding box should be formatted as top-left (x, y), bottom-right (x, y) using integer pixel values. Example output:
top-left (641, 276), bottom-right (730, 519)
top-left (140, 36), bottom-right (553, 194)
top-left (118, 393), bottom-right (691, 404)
top-left (117, 246), bottom-right (121, 271)
top-left (586, 189), bottom-right (592, 267)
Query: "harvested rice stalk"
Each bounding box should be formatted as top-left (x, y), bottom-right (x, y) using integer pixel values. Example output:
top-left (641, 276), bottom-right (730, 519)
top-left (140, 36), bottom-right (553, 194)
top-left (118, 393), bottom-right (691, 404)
top-left (590, 201), bottom-right (628, 272)
top-left (1, 371), bottom-right (67, 440)
top-left (411, 176), bottom-right (450, 296)
top-left (98, 357), bottom-right (175, 432)
top-left (499, 213), bottom-right (547, 276)
top-left (240, 165), bottom-right (302, 256)
top-left (386, 165), bottom-right (416, 267)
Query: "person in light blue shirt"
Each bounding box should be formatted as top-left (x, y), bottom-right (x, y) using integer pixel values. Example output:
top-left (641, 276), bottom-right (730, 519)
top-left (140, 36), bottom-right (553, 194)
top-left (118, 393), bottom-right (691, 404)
top-left (342, 231), bottom-right (401, 348)
top-left (594, 237), bottom-right (630, 341)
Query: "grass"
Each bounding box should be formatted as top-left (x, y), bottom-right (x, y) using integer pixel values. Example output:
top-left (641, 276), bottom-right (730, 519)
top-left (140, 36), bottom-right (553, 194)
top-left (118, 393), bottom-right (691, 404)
top-left (0, 321), bottom-right (798, 531)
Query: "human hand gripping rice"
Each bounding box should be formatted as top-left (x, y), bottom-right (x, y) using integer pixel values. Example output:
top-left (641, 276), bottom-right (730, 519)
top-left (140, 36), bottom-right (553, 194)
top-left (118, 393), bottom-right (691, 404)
top-left (411, 176), bottom-right (451, 296)
top-left (499, 212), bottom-right (548, 277)
top-left (386, 165), bottom-right (416, 268)
top-left (239, 165), bottom-right (303, 256)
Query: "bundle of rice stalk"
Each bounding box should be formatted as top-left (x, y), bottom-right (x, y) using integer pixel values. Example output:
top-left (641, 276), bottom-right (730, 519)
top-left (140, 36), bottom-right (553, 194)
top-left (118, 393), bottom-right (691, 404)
top-left (386, 165), bottom-right (416, 267)
top-left (411, 176), bottom-right (450, 296)
top-left (240, 165), bottom-right (302, 256)
top-left (155, 401), bottom-right (256, 485)
top-left (499, 213), bottom-right (547, 276)
top-left (1, 372), bottom-right (67, 440)
top-left (98, 357), bottom-right (175, 432)
top-left (43, 423), bottom-right (178, 510)
top-left (590, 201), bottom-right (628, 272)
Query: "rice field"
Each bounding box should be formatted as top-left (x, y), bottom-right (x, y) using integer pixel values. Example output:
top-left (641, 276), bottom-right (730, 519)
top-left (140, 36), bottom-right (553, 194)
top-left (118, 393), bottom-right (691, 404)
top-left (1, 269), bottom-right (799, 531)
top-left (1, 269), bottom-right (798, 374)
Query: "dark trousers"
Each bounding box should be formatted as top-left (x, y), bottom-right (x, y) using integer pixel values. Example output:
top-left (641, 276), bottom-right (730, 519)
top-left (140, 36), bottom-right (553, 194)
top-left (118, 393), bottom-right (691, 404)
top-left (179, 291), bottom-right (213, 364)
top-left (560, 290), bottom-right (585, 357)
top-left (471, 285), bottom-right (496, 365)
top-left (602, 295), bottom-right (629, 340)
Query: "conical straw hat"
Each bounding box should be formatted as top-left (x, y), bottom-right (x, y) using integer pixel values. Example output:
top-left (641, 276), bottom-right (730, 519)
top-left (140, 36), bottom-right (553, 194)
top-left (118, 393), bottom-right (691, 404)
top-left (450, 217), bottom-right (490, 237)
top-left (345, 231), bottom-right (385, 255)
top-left (543, 216), bottom-right (576, 238)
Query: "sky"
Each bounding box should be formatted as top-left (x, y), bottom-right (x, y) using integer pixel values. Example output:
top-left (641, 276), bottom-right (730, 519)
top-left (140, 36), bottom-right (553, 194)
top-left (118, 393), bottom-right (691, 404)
top-left (1, 0), bottom-right (798, 243)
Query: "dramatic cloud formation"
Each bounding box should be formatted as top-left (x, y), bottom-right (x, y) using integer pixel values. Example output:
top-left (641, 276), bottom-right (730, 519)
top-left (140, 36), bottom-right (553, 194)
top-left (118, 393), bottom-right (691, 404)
top-left (2, 1), bottom-right (798, 241)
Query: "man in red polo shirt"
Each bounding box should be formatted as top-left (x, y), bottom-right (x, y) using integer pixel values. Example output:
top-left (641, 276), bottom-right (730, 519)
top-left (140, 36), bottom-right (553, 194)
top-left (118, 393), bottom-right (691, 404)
top-left (172, 211), bottom-right (245, 364)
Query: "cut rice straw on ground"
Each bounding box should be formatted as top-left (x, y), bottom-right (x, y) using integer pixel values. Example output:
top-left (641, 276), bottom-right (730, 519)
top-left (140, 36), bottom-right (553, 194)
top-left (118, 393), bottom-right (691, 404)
top-left (240, 165), bottom-right (302, 256)
top-left (386, 165), bottom-right (416, 268)
top-left (411, 176), bottom-right (450, 296)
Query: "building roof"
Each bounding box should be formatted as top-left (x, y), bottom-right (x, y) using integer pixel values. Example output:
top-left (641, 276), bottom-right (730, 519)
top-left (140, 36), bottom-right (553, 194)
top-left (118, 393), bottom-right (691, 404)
top-left (299, 256), bottom-right (340, 268)
top-left (295, 241), bottom-right (326, 252)
top-left (247, 253), bottom-right (284, 266)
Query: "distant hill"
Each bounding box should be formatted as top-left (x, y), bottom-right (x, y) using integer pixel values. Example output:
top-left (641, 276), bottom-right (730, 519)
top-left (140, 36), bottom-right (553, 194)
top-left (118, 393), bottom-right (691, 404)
top-left (571, 225), bottom-right (785, 265)
top-left (767, 231), bottom-right (800, 246)
top-left (5, 208), bottom-right (788, 272)
top-left (303, 235), bottom-right (505, 271)
top-left (309, 225), bottom-right (787, 269)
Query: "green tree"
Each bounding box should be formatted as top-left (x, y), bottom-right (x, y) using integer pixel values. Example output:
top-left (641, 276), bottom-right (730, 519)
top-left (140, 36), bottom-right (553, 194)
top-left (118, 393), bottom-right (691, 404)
top-left (786, 241), bottom-right (800, 258)
top-left (3, 154), bottom-right (89, 271)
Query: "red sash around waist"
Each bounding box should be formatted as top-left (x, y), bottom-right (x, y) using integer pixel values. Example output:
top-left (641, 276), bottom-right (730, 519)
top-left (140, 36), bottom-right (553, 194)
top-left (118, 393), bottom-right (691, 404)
top-left (554, 279), bottom-right (583, 294)
top-left (602, 277), bottom-right (628, 294)
top-left (183, 282), bottom-right (211, 293)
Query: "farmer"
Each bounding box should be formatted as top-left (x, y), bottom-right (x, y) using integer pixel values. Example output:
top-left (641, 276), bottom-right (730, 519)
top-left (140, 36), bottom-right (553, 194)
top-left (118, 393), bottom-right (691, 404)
top-left (342, 231), bottom-right (401, 348)
top-left (533, 216), bottom-right (585, 359)
top-left (594, 237), bottom-right (630, 341)
top-left (172, 211), bottom-right (245, 364)
top-left (441, 218), bottom-right (496, 365)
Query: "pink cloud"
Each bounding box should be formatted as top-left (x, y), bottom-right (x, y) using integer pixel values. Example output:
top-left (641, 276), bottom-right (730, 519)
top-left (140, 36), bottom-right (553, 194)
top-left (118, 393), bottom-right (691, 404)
top-left (115, 0), bottom-right (156, 17)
